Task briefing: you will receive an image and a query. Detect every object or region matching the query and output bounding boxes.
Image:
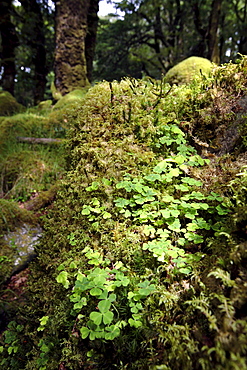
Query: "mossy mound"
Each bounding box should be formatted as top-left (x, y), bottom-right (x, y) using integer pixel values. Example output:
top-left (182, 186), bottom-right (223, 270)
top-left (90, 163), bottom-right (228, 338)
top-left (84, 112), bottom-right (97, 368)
top-left (0, 110), bottom-right (66, 201)
top-left (0, 91), bottom-right (25, 116)
top-left (36, 100), bottom-right (53, 114)
top-left (185, 57), bottom-right (247, 155)
top-left (0, 104), bottom-right (68, 201)
top-left (165, 56), bottom-right (213, 84)
top-left (53, 88), bottom-right (89, 110)
top-left (0, 112), bottom-right (54, 155)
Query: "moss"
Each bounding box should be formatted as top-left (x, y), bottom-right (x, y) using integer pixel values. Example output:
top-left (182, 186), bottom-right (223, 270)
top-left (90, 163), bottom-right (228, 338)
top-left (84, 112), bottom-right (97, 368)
top-left (23, 184), bottom-right (58, 211)
top-left (184, 57), bottom-right (247, 155)
top-left (0, 105), bottom-right (67, 202)
top-left (38, 100), bottom-right (53, 109)
top-left (0, 112), bottom-right (50, 155)
top-left (0, 199), bottom-right (36, 233)
top-left (53, 88), bottom-right (89, 110)
top-left (0, 149), bottom-right (64, 201)
top-left (165, 56), bottom-right (213, 85)
top-left (0, 91), bottom-right (25, 116)
top-left (51, 81), bottom-right (63, 101)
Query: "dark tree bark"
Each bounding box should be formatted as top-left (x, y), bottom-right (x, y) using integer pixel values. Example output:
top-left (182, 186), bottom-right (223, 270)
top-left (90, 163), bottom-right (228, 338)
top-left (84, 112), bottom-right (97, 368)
top-left (0, 0), bottom-right (19, 95)
top-left (54, 0), bottom-right (99, 95)
top-left (191, 0), bottom-right (207, 57)
top-left (19, 0), bottom-right (47, 104)
top-left (207, 0), bottom-right (223, 63)
top-left (85, 0), bottom-right (99, 82)
top-left (191, 0), bottom-right (222, 63)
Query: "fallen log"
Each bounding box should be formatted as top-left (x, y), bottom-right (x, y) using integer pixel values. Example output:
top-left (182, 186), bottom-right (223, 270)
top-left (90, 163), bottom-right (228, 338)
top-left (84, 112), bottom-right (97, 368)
top-left (17, 136), bottom-right (63, 144)
top-left (22, 185), bottom-right (58, 211)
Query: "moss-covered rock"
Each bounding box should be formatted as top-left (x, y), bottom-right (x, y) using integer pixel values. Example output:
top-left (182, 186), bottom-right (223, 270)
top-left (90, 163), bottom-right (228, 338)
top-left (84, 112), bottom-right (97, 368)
top-left (0, 91), bottom-right (25, 116)
top-left (165, 56), bottom-right (213, 85)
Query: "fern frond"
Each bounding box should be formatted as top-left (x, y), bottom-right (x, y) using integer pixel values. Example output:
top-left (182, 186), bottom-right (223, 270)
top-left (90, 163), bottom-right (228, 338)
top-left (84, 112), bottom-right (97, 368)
top-left (208, 268), bottom-right (235, 287)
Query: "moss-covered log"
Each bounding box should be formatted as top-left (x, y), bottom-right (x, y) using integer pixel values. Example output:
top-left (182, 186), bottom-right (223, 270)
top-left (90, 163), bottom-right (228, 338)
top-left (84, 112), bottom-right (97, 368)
top-left (22, 184), bottom-right (58, 211)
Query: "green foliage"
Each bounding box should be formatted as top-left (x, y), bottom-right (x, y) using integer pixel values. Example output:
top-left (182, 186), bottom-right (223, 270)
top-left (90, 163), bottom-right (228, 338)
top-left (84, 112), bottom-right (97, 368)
top-left (94, 0), bottom-right (246, 82)
top-left (93, 17), bottom-right (143, 81)
top-left (0, 321), bottom-right (24, 368)
top-left (13, 1), bottom-right (55, 105)
top-left (56, 247), bottom-right (155, 341)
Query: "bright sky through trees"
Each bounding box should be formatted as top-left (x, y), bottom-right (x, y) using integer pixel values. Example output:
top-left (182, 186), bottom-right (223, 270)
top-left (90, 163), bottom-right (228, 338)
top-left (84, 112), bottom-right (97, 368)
top-left (14, 0), bottom-right (122, 17)
top-left (99, 0), bottom-right (123, 16)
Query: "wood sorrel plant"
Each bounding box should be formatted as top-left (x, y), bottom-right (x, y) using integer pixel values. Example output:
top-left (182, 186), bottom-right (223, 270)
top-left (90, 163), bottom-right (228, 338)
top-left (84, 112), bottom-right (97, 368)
top-left (114, 151), bottom-right (230, 274)
top-left (78, 124), bottom-right (230, 277)
top-left (56, 247), bottom-right (156, 341)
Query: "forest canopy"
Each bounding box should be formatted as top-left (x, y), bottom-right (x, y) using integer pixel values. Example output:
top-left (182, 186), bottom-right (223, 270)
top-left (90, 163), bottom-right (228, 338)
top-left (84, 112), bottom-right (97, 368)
top-left (0, 0), bottom-right (247, 105)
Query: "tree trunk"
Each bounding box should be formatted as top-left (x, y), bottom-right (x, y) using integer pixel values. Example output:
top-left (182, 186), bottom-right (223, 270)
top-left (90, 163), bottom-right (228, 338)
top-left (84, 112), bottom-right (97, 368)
top-left (207, 0), bottom-right (222, 64)
top-left (237, 0), bottom-right (247, 55)
top-left (54, 0), bottom-right (98, 95)
top-left (19, 0), bottom-right (47, 105)
top-left (85, 0), bottom-right (99, 82)
top-left (0, 0), bottom-right (19, 95)
top-left (191, 0), bottom-right (207, 57)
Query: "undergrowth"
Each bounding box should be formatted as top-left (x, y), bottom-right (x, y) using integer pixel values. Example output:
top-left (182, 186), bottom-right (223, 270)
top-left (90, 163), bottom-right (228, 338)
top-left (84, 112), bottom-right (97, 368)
top-left (1, 57), bottom-right (247, 369)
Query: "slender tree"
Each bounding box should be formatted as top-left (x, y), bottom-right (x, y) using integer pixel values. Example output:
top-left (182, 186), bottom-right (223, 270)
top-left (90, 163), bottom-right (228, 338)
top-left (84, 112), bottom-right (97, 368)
top-left (207, 0), bottom-right (223, 63)
top-left (0, 0), bottom-right (19, 95)
top-left (85, 0), bottom-right (99, 82)
top-left (19, 0), bottom-right (48, 104)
